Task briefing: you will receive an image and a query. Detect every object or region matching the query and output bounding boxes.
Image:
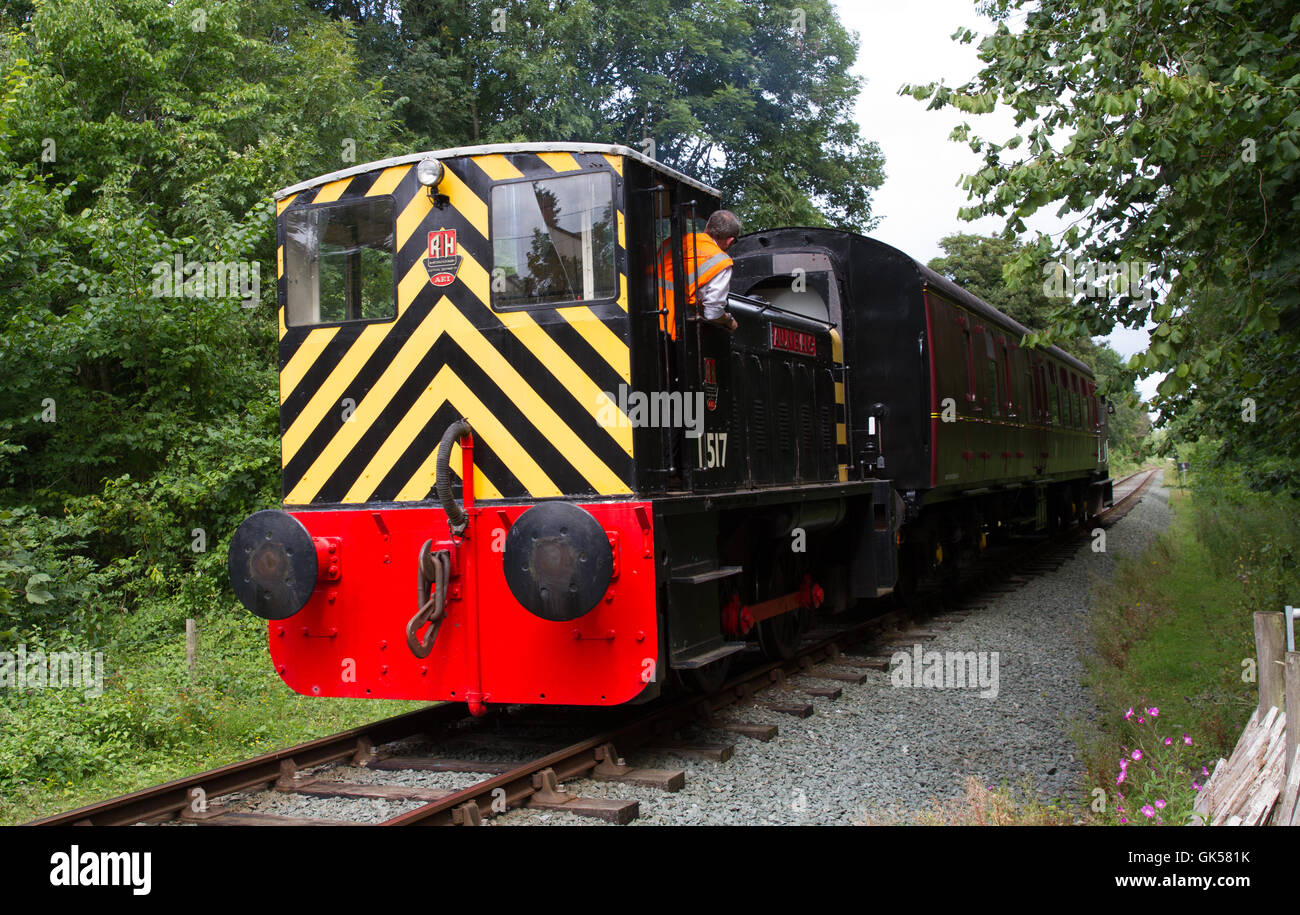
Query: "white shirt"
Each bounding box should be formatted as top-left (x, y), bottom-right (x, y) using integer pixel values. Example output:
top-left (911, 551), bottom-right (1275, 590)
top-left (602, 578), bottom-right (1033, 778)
top-left (696, 267), bottom-right (732, 321)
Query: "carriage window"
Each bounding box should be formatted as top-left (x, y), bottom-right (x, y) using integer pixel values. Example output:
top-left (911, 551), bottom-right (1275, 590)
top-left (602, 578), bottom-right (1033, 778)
top-left (490, 172), bottom-right (617, 310)
top-left (284, 197), bottom-right (396, 327)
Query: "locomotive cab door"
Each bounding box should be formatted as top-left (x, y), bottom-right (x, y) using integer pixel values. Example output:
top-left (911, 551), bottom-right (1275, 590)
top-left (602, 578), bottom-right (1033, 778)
top-left (649, 184), bottom-right (682, 487)
top-left (671, 198), bottom-right (737, 492)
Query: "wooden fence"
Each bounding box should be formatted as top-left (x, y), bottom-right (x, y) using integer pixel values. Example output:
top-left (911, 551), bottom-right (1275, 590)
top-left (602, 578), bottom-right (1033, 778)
top-left (1194, 610), bottom-right (1300, 825)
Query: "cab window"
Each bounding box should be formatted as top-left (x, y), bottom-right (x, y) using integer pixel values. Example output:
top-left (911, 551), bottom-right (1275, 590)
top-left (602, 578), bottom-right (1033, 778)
top-left (284, 197), bottom-right (396, 327)
top-left (490, 172), bottom-right (617, 310)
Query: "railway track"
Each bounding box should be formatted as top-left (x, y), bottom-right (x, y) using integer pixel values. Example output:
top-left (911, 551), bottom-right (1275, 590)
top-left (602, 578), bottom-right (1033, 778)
top-left (28, 468), bottom-right (1161, 827)
top-left (1102, 467), bottom-right (1159, 522)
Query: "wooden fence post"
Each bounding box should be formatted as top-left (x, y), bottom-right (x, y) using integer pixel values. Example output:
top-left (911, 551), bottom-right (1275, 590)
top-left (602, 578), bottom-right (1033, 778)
top-left (1255, 611), bottom-right (1285, 713)
top-left (186, 618), bottom-right (196, 675)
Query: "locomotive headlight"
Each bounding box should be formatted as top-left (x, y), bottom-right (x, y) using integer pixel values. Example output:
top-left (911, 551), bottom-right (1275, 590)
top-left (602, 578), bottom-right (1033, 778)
top-left (416, 157), bottom-right (444, 188)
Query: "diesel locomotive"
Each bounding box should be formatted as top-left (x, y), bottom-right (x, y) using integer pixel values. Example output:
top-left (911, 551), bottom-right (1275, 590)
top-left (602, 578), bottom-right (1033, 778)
top-left (227, 142), bottom-right (1110, 713)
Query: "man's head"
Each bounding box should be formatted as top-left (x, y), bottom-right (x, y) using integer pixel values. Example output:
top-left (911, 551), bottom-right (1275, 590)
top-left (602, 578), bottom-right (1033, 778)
top-left (704, 210), bottom-right (742, 250)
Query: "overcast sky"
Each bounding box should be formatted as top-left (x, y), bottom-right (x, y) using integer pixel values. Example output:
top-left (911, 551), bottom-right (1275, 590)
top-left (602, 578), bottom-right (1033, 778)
top-left (831, 0), bottom-right (1160, 403)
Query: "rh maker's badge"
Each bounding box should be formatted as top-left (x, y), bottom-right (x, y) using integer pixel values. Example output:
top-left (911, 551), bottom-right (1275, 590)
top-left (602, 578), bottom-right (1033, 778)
top-left (425, 228), bottom-right (462, 287)
top-left (703, 357), bottom-right (719, 412)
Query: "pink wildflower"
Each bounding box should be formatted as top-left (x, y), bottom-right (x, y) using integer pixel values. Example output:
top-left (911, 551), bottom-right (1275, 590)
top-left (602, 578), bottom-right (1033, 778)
top-left (1184, 735), bottom-right (1193, 746)
top-left (1125, 707), bottom-right (1134, 720)
top-left (1148, 707), bottom-right (1159, 717)
top-left (1164, 737), bottom-right (1172, 746)
top-left (1155, 799), bottom-right (1166, 809)
top-left (1131, 750), bottom-right (1142, 761)
top-left (1141, 805), bottom-right (1155, 818)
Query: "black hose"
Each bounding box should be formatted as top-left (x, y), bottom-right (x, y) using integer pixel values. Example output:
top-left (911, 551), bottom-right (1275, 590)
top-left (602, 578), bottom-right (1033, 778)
top-left (436, 419), bottom-right (472, 536)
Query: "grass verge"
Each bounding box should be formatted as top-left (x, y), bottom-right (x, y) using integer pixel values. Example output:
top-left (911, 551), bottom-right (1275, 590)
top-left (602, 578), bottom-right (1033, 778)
top-left (0, 601), bottom-right (428, 825)
top-left (1076, 481), bottom-right (1274, 825)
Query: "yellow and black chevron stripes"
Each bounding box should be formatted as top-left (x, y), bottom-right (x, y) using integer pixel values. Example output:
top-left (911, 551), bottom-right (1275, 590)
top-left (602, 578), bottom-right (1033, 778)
top-left (276, 151), bottom-right (634, 505)
top-left (831, 329), bottom-right (849, 482)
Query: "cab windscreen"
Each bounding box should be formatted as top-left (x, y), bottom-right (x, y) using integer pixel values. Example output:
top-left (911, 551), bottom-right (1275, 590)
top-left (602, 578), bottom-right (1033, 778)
top-left (284, 197), bottom-right (396, 327)
top-left (490, 172), bottom-right (616, 310)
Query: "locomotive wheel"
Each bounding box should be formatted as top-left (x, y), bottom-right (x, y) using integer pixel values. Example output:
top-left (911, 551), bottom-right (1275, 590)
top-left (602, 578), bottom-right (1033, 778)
top-left (754, 551), bottom-right (805, 660)
top-left (756, 610), bottom-right (804, 661)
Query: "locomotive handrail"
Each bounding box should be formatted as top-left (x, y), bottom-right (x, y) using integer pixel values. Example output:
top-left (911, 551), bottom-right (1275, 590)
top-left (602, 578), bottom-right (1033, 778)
top-left (727, 292), bottom-right (838, 330)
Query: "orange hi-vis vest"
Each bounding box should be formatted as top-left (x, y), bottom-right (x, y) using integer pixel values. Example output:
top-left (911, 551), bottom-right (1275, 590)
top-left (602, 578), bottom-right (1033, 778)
top-left (656, 232), bottom-right (733, 339)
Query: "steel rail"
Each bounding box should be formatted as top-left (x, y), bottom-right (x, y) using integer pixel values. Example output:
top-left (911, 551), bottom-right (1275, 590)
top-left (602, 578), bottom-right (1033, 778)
top-left (1101, 468), bottom-right (1159, 522)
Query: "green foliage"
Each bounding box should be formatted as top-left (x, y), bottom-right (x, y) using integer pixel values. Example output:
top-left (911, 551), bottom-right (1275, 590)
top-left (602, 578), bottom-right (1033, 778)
top-left (0, 0), bottom-right (411, 639)
top-left (1187, 451), bottom-right (1300, 617)
top-left (0, 605), bottom-right (422, 818)
top-left (929, 232), bottom-right (1064, 335)
top-left (322, 0), bottom-right (884, 233)
top-left (1080, 489), bottom-right (1257, 820)
top-left (906, 0), bottom-right (1300, 484)
top-left (0, 500), bottom-right (110, 638)
top-left (9, 0), bottom-right (407, 239)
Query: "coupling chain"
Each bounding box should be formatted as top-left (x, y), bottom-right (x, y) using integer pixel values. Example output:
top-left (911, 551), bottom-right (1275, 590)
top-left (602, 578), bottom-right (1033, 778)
top-left (407, 539), bottom-right (452, 658)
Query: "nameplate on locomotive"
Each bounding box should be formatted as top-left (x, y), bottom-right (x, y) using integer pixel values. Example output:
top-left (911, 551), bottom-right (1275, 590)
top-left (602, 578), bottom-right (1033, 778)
top-left (770, 324), bottom-right (817, 356)
top-left (425, 228), bottom-right (462, 287)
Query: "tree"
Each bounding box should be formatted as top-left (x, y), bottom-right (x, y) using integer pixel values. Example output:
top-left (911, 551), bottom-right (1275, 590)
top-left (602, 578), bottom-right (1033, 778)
top-left (929, 232), bottom-right (1058, 332)
top-left (904, 0), bottom-right (1300, 483)
top-left (0, 0), bottom-right (411, 631)
top-left (314, 0), bottom-right (885, 233)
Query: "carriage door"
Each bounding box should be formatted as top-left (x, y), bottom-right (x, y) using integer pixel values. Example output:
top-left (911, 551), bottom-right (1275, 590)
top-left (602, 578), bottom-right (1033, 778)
top-left (1041, 362), bottom-right (1056, 474)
